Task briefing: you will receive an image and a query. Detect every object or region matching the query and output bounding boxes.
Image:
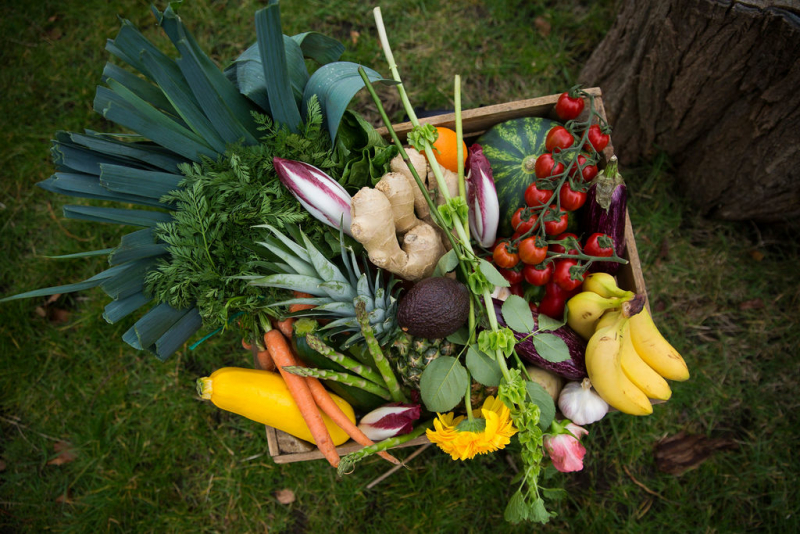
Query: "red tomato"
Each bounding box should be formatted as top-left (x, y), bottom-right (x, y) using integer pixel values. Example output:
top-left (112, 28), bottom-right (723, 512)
top-left (509, 283), bottom-right (524, 298)
top-left (524, 183), bottom-right (554, 207)
top-left (538, 292), bottom-right (565, 319)
top-left (550, 232), bottom-right (579, 256)
top-left (498, 267), bottom-right (524, 285)
top-left (511, 207), bottom-right (537, 234)
top-left (571, 154), bottom-right (598, 182)
top-left (584, 125), bottom-right (610, 153)
top-left (518, 237), bottom-right (548, 265)
top-left (493, 242), bottom-right (519, 269)
top-left (554, 92), bottom-right (585, 121)
top-left (553, 259), bottom-right (583, 291)
top-left (543, 207), bottom-right (569, 235)
top-left (535, 153), bottom-right (565, 179)
top-left (559, 183), bottom-right (587, 211)
top-left (545, 126), bottom-right (574, 153)
top-left (584, 233), bottom-right (615, 257)
top-left (523, 262), bottom-right (553, 286)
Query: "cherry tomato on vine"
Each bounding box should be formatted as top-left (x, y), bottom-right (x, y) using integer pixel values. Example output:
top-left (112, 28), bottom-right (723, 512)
top-left (545, 126), bottom-right (574, 153)
top-left (535, 153), bottom-right (565, 179)
top-left (559, 183), bottom-right (588, 211)
top-left (511, 207), bottom-right (537, 234)
top-left (518, 237), bottom-right (548, 265)
top-left (553, 259), bottom-right (583, 291)
top-left (571, 154), bottom-right (598, 182)
top-left (498, 267), bottom-right (524, 285)
top-left (493, 242), bottom-right (519, 269)
top-left (524, 183), bottom-right (554, 207)
top-left (509, 283), bottom-right (524, 298)
top-left (584, 233), bottom-right (615, 257)
top-left (550, 232), bottom-right (579, 256)
top-left (543, 207), bottom-right (569, 235)
top-left (584, 125), bottom-right (610, 153)
top-left (554, 92), bottom-right (585, 121)
top-left (523, 262), bottom-right (553, 286)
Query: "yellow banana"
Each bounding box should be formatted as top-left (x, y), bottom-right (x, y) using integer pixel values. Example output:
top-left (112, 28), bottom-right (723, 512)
top-left (596, 311), bottom-right (672, 400)
top-left (585, 314), bottom-right (653, 416)
top-left (582, 272), bottom-right (635, 299)
top-left (567, 291), bottom-right (630, 340)
top-left (629, 306), bottom-right (690, 381)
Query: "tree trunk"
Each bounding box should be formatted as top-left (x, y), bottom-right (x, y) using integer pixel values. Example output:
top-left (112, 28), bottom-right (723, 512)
top-left (578, 1), bottom-right (800, 223)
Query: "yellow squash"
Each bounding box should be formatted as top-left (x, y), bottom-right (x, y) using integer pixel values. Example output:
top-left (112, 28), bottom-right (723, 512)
top-left (197, 367), bottom-right (354, 446)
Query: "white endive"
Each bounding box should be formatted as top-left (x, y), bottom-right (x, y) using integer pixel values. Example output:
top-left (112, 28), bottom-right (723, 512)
top-left (465, 144), bottom-right (499, 247)
top-left (357, 403), bottom-right (421, 441)
top-left (273, 157), bottom-right (353, 236)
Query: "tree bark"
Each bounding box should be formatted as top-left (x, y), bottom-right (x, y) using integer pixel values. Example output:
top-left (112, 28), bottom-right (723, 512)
top-left (579, 1), bottom-right (800, 223)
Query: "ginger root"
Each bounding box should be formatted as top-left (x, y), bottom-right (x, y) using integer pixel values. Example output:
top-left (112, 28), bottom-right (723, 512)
top-left (350, 187), bottom-right (444, 281)
top-left (350, 148), bottom-right (460, 281)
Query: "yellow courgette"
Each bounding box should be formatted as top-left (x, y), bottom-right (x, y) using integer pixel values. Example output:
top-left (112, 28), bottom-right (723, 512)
top-left (196, 367), bottom-right (354, 446)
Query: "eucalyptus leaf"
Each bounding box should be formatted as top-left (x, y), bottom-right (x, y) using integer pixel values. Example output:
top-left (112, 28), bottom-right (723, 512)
top-left (525, 381), bottom-right (556, 430)
top-left (536, 313), bottom-right (565, 332)
top-left (466, 345), bottom-right (502, 387)
top-left (433, 249), bottom-right (459, 277)
top-left (501, 295), bottom-right (535, 333)
top-left (446, 326), bottom-right (470, 345)
top-left (419, 356), bottom-right (468, 413)
top-left (478, 258), bottom-right (510, 288)
top-left (531, 333), bottom-right (571, 363)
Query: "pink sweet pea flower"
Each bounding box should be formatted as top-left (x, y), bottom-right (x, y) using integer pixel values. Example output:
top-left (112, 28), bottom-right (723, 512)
top-left (544, 422), bottom-right (589, 472)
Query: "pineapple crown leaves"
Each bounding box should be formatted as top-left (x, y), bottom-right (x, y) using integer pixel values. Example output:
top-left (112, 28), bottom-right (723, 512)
top-left (248, 225), bottom-right (399, 346)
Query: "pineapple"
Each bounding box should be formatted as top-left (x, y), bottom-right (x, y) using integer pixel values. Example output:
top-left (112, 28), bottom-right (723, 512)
top-left (249, 226), bottom-right (460, 389)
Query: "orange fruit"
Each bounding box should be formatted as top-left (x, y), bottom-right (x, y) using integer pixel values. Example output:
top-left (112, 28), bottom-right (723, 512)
top-left (427, 126), bottom-right (467, 173)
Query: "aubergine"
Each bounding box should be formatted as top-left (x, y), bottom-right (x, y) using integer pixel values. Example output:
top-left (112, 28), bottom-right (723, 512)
top-left (582, 155), bottom-right (627, 275)
top-left (493, 299), bottom-right (587, 380)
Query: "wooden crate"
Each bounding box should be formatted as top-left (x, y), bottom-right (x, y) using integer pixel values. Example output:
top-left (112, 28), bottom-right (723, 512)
top-left (266, 87), bottom-right (647, 464)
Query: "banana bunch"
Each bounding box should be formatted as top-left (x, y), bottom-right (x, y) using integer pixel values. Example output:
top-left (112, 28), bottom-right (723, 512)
top-left (567, 273), bottom-right (690, 415)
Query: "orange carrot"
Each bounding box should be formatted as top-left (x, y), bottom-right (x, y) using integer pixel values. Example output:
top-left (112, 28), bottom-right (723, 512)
top-left (242, 338), bottom-right (275, 371)
top-left (264, 329), bottom-right (340, 468)
top-left (304, 372), bottom-right (401, 465)
top-left (290, 291), bottom-right (317, 313)
top-left (276, 318), bottom-right (295, 338)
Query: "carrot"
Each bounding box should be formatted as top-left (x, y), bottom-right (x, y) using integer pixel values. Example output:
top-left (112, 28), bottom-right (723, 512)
top-left (276, 318), bottom-right (295, 339)
top-left (290, 291), bottom-right (317, 313)
top-left (303, 370), bottom-right (401, 466)
top-left (242, 338), bottom-right (275, 371)
top-left (264, 329), bottom-right (340, 468)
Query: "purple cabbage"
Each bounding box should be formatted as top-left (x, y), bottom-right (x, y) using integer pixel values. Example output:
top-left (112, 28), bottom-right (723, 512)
top-left (582, 155), bottom-right (627, 275)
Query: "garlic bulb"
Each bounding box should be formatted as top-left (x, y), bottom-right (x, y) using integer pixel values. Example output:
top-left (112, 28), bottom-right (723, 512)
top-left (558, 378), bottom-right (609, 425)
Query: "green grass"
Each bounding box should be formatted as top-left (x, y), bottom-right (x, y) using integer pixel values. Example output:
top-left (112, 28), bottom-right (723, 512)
top-left (1, 1), bottom-right (798, 532)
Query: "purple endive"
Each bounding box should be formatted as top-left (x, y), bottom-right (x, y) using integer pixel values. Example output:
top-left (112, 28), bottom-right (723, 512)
top-left (273, 157), bottom-right (353, 236)
top-left (357, 403), bottom-right (421, 441)
top-left (465, 144), bottom-right (499, 247)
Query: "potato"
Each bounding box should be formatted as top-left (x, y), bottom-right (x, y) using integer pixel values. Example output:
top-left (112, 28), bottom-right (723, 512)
top-left (525, 365), bottom-right (564, 402)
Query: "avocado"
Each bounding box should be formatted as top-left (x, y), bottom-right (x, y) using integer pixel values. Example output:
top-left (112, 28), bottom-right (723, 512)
top-left (396, 276), bottom-right (470, 339)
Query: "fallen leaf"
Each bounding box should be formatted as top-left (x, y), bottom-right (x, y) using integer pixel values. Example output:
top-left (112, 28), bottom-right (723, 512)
top-left (350, 30), bottom-right (360, 46)
top-left (0, 459), bottom-right (6, 472)
top-left (749, 250), bottom-right (764, 261)
top-left (275, 489), bottom-right (296, 505)
top-left (49, 308), bottom-right (71, 324)
top-left (739, 298), bottom-right (764, 311)
top-left (55, 490), bottom-right (73, 504)
top-left (47, 440), bottom-right (77, 466)
top-left (654, 431), bottom-right (737, 476)
top-left (659, 238), bottom-right (670, 260)
top-left (35, 306), bottom-right (47, 318)
top-left (534, 17), bottom-right (551, 37)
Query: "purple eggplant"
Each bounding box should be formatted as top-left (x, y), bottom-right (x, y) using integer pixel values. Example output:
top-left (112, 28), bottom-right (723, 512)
top-left (582, 155), bottom-right (627, 275)
top-left (493, 299), bottom-right (587, 380)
